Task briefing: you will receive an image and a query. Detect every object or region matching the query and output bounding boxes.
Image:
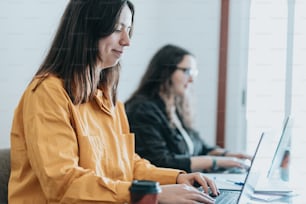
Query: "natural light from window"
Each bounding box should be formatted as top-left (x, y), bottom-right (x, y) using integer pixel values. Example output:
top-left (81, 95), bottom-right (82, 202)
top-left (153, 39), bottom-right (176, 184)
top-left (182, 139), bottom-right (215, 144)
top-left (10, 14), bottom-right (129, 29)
top-left (292, 0), bottom-right (306, 154)
top-left (247, 0), bottom-right (287, 153)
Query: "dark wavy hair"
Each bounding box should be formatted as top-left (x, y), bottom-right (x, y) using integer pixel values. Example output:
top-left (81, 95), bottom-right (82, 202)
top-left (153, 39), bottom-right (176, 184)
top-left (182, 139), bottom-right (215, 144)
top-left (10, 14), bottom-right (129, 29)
top-left (127, 44), bottom-right (192, 99)
top-left (34, 0), bottom-right (134, 105)
top-left (126, 44), bottom-right (195, 128)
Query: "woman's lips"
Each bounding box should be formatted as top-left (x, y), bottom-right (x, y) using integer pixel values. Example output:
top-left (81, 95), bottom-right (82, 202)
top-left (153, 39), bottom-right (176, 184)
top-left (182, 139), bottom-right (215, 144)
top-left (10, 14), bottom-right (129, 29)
top-left (113, 49), bottom-right (123, 58)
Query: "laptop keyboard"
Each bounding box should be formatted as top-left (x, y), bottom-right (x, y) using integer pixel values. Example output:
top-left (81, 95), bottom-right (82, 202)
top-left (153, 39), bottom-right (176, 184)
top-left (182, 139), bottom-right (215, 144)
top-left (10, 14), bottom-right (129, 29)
top-left (215, 190), bottom-right (240, 204)
top-left (198, 187), bottom-right (240, 204)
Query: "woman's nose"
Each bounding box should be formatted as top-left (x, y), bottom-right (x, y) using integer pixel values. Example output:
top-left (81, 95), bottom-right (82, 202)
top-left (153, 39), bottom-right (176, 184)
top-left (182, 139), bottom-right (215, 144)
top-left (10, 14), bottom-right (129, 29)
top-left (120, 30), bottom-right (130, 46)
top-left (188, 75), bottom-right (194, 83)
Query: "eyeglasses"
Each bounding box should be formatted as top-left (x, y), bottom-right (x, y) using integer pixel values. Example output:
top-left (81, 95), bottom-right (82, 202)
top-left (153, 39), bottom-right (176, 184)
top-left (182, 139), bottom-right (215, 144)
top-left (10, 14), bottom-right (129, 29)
top-left (176, 67), bottom-right (199, 78)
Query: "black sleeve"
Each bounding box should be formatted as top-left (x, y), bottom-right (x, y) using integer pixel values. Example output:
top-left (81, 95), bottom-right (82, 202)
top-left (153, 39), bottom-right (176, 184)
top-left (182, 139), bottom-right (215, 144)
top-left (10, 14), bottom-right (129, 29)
top-left (125, 100), bottom-right (192, 172)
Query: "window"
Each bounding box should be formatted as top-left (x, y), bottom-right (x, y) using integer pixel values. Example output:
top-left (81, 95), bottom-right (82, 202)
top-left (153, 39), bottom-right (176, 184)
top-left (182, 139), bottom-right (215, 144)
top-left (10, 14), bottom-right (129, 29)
top-left (247, 0), bottom-right (288, 153)
top-left (291, 0), bottom-right (306, 153)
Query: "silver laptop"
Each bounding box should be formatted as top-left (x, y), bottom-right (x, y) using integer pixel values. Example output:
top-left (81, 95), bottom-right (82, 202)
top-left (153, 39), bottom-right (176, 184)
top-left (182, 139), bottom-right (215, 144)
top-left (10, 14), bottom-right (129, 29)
top-left (252, 116), bottom-right (293, 195)
top-left (199, 133), bottom-right (265, 204)
top-left (266, 116), bottom-right (292, 180)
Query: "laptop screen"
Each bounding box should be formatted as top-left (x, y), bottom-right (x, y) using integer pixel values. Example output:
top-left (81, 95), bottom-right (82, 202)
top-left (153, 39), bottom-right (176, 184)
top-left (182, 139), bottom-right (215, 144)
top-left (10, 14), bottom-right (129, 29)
top-left (237, 133), bottom-right (265, 203)
top-left (266, 116), bottom-right (292, 180)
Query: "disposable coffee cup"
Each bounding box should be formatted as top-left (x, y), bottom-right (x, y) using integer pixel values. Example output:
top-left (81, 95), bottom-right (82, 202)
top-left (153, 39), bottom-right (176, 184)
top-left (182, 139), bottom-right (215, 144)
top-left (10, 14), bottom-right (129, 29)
top-left (129, 180), bottom-right (161, 204)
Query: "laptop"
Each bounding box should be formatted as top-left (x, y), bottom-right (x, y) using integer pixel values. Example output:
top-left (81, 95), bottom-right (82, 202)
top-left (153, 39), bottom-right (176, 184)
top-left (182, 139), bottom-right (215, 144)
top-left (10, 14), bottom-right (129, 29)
top-left (266, 116), bottom-right (292, 180)
top-left (199, 133), bottom-right (265, 204)
top-left (253, 116), bottom-right (293, 194)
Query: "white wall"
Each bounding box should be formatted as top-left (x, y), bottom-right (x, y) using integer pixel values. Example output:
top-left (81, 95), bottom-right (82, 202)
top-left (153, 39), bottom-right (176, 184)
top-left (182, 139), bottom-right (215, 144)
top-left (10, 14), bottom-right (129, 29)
top-left (120, 0), bottom-right (221, 147)
top-left (0, 0), bottom-right (222, 148)
top-left (0, 0), bottom-right (69, 148)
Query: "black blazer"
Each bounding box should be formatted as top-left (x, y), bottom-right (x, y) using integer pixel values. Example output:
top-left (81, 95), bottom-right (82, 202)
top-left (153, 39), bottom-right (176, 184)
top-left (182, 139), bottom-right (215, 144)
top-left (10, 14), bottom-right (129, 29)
top-left (125, 95), bottom-right (215, 172)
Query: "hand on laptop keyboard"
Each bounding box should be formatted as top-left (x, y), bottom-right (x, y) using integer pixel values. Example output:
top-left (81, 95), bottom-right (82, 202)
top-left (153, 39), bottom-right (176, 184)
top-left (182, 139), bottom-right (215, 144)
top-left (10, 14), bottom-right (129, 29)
top-left (239, 158), bottom-right (251, 170)
top-left (224, 167), bottom-right (246, 174)
top-left (220, 159), bottom-right (251, 174)
top-left (198, 186), bottom-right (219, 198)
top-left (213, 157), bottom-right (250, 172)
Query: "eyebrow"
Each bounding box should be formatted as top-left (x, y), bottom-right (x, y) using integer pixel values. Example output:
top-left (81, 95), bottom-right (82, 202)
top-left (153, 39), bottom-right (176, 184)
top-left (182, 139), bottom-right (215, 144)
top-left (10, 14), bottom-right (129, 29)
top-left (117, 22), bottom-right (132, 29)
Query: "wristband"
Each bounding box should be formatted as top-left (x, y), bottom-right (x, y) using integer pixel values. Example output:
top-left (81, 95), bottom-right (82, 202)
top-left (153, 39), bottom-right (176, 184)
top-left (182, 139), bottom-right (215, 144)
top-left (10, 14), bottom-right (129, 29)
top-left (211, 158), bottom-right (218, 171)
top-left (221, 150), bottom-right (228, 157)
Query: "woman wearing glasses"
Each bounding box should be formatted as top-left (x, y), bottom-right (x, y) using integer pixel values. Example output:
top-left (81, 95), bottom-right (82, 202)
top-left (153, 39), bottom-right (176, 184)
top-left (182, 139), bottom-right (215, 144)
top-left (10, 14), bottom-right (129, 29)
top-left (125, 44), bottom-right (251, 173)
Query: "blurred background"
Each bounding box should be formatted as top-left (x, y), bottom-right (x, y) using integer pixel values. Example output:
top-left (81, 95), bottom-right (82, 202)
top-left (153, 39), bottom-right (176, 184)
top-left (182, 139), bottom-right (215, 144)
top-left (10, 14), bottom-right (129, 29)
top-left (0, 0), bottom-right (305, 155)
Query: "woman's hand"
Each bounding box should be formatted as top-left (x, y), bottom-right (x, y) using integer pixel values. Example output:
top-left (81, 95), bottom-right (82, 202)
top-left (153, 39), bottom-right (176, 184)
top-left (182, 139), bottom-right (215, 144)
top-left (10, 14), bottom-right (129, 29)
top-left (216, 157), bottom-right (250, 169)
top-left (176, 172), bottom-right (218, 196)
top-left (209, 148), bottom-right (253, 161)
top-left (158, 184), bottom-right (216, 204)
top-left (225, 152), bottom-right (253, 161)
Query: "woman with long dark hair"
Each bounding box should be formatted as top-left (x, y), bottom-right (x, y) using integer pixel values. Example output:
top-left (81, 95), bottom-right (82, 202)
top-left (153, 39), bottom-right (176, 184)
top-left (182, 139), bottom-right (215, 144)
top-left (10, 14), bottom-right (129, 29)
top-left (9, 2), bottom-right (217, 203)
top-left (125, 44), bottom-right (252, 173)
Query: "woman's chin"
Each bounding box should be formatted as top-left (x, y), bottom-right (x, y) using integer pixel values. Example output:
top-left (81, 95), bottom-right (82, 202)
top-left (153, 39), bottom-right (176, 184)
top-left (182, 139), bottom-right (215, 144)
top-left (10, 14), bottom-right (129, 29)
top-left (99, 61), bottom-right (119, 70)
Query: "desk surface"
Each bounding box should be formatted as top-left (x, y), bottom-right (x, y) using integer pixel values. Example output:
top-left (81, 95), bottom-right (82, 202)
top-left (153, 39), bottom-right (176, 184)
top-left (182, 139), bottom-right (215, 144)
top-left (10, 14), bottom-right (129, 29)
top-left (205, 173), bottom-right (246, 190)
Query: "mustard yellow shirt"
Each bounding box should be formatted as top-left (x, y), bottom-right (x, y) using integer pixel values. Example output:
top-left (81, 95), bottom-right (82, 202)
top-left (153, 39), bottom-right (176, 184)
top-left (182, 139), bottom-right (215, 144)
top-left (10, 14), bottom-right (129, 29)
top-left (9, 76), bottom-right (182, 204)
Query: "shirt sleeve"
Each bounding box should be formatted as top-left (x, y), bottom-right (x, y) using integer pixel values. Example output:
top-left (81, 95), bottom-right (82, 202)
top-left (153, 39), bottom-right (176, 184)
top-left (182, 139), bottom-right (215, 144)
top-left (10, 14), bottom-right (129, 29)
top-left (132, 153), bottom-right (183, 185)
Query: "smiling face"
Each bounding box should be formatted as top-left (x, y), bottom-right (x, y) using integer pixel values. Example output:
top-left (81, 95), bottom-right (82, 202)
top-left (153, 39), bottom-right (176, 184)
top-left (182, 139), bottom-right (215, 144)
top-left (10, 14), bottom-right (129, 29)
top-left (170, 55), bottom-right (197, 97)
top-left (97, 4), bottom-right (132, 69)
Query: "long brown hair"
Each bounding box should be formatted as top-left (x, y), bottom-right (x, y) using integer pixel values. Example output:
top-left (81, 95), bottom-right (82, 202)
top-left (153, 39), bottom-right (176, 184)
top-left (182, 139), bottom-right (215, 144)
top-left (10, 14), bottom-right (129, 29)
top-left (126, 44), bottom-right (195, 129)
top-left (35, 0), bottom-right (134, 105)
